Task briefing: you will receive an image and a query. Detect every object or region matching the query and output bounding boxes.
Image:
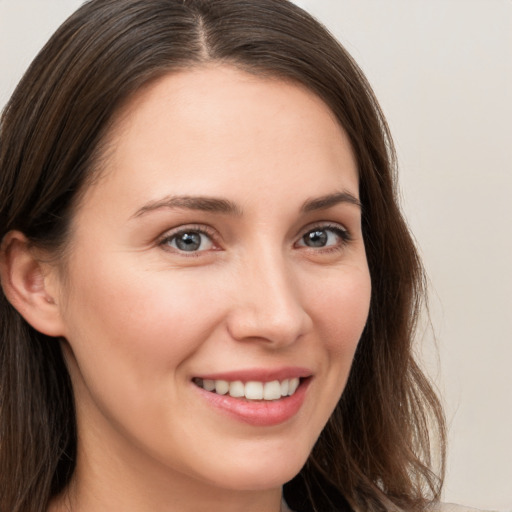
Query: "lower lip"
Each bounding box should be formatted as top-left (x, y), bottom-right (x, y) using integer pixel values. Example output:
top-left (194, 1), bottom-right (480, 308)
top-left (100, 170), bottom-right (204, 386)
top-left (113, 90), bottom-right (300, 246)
top-left (193, 379), bottom-right (311, 427)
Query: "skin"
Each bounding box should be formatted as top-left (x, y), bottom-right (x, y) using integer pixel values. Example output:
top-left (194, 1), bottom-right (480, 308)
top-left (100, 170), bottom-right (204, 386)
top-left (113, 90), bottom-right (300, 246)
top-left (40, 65), bottom-right (372, 511)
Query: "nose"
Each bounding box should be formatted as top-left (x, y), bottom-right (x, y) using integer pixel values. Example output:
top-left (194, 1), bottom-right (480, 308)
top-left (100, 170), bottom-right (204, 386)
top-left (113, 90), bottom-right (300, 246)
top-left (226, 249), bottom-right (312, 347)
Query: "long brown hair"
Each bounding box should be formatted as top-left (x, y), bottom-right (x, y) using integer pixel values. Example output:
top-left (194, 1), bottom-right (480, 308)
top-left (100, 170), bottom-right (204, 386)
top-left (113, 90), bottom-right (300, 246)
top-left (0, 1), bottom-right (445, 511)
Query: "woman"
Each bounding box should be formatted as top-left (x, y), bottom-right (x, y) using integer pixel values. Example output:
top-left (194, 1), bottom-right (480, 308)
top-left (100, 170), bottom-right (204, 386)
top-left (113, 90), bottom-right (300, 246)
top-left (0, 1), bottom-right (446, 511)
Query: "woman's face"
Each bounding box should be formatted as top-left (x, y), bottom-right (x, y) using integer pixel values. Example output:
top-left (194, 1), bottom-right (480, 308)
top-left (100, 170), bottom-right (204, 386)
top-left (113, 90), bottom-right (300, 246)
top-left (53, 65), bottom-right (371, 496)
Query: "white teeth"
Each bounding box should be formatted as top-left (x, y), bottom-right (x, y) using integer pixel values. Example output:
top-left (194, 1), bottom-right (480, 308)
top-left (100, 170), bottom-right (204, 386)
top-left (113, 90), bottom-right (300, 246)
top-left (215, 380), bottom-right (229, 395)
top-left (203, 379), bottom-right (216, 392)
top-left (263, 380), bottom-right (282, 400)
top-left (245, 381), bottom-right (263, 400)
top-left (197, 377), bottom-right (304, 400)
top-left (288, 377), bottom-right (300, 395)
top-left (228, 380), bottom-right (245, 398)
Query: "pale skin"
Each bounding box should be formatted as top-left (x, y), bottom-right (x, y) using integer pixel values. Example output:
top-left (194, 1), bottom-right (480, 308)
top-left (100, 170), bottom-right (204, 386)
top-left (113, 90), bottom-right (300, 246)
top-left (0, 65), bottom-right (372, 511)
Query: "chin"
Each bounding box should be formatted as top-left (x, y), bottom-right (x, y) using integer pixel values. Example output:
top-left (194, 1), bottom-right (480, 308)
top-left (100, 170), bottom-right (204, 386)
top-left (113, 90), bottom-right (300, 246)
top-left (209, 466), bottom-right (303, 493)
top-left (196, 441), bottom-right (312, 492)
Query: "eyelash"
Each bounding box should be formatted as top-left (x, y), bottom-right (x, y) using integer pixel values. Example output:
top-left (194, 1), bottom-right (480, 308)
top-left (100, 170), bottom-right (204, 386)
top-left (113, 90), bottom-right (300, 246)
top-left (158, 223), bottom-right (352, 255)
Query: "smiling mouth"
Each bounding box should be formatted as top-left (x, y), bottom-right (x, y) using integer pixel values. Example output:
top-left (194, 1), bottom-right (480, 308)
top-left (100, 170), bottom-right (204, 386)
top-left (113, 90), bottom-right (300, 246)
top-left (192, 377), bottom-right (305, 401)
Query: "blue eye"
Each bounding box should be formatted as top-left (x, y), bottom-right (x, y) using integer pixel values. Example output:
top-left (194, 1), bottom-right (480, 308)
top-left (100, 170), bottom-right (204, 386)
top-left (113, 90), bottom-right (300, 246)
top-left (298, 226), bottom-right (349, 249)
top-left (163, 230), bottom-right (214, 252)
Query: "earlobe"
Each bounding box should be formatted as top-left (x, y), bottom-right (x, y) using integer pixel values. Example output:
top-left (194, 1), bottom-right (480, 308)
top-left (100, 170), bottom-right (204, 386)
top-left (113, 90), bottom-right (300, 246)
top-left (0, 231), bottom-right (66, 337)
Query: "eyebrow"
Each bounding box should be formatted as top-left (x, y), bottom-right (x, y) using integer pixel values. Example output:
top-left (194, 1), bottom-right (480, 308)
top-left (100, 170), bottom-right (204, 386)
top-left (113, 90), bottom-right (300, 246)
top-left (132, 195), bottom-right (243, 218)
top-left (131, 190), bottom-right (361, 219)
top-left (301, 191), bottom-right (362, 212)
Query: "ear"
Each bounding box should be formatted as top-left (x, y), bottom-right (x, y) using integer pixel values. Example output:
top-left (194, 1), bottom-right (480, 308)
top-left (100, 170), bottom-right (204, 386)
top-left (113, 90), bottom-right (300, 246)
top-left (0, 231), bottom-right (66, 337)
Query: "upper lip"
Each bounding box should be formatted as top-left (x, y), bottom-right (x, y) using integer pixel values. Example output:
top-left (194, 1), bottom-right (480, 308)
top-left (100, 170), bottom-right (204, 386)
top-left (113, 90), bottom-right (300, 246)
top-left (194, 366), bottom-right (313, 383)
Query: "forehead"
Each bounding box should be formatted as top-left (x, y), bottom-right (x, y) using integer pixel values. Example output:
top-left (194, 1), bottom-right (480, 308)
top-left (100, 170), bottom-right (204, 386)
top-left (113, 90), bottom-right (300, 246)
top-left (81, 64), bottom-right (358, 214)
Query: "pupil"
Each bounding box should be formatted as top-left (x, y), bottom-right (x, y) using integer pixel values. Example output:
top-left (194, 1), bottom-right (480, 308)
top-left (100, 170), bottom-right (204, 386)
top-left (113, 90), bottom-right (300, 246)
top-left (176, 232), bottom-right (201, 251)
top-left (305, 230), bottom-right (327, 247)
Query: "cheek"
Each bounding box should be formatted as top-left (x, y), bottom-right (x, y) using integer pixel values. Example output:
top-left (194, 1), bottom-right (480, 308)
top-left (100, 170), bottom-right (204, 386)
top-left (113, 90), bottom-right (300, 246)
top-left (59, 257), bottom-right (225, 397)
top-left (307, 264), bottom-right (371, 398)
top-left (312, 265), bottom-right (371, 349)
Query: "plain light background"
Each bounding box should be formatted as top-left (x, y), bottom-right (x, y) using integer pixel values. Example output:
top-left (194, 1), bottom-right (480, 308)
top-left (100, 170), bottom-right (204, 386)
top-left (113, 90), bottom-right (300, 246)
top-left (1, 1), bottom-right (511, 510)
